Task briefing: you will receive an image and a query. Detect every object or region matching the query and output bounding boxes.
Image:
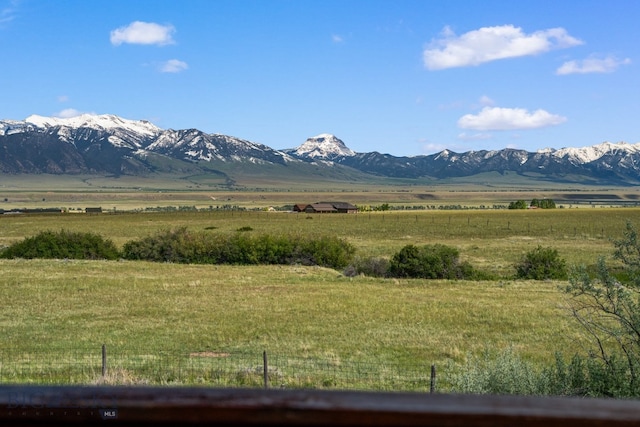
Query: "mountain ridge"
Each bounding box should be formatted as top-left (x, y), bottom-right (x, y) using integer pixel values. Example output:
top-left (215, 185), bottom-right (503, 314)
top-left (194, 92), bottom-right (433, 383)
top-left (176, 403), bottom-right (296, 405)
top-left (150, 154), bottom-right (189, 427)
top-left (1, 114), bottom-right (638, 185)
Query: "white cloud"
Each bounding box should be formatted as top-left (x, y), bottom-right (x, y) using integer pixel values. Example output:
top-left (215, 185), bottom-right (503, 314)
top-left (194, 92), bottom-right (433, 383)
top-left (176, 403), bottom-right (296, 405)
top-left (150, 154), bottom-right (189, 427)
top-left (110, 21), bottom-right (176, 46)
top-left (0, 0), bottom-right (20, 26)
top-left (57, 95), bottom-right (70, 103)
top-left (160, 59), bottom-right (188, 73)
top-left (478, 95), bottom-right (495, 107)
top-left (55, 108), bottom-right (91, 118)
top-left (331, 34), bottom-right (344, 43)
top-left (556, 55), bottom-right (631, 75)
top-left (424, 25), bottom-right (583, 70)
top-left (457, 106), bottom-right (567, 130)
top-left (421, 141), bottom-right (450, 154)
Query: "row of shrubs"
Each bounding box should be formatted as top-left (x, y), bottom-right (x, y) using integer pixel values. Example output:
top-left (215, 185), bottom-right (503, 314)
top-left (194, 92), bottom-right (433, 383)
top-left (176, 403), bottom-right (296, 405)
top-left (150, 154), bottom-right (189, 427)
top-left (344, 244), bottom-right (487, 280)
top-left (0, 228), bottom-right (356, 270)
top-left (0, 228), bottom-right (569, 281)
top-left (344, 244), bottom-right (566, 281)
top-left (0, 228), bottom-right (355, 269)
top-left (122, 228), bottom-right (355, 268)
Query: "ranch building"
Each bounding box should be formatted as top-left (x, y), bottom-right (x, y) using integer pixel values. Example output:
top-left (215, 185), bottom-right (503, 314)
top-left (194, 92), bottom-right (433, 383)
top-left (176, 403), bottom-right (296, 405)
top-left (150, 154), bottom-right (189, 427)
top-left (293, 202), bottom-right (358, 214)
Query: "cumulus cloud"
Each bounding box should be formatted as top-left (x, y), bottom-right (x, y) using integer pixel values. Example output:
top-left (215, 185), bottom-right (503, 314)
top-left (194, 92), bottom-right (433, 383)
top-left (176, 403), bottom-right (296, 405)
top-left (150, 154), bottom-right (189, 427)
top-left (556, 55), bottom-right (631, 75)
top-left (457, 106), bottom-right (567, 130)
top-left (110, 21), bottom-right (176, 46)
top-left (159, 59), bottom-right (188, 73)
top-left (424, 25), bottom-right (583, 70)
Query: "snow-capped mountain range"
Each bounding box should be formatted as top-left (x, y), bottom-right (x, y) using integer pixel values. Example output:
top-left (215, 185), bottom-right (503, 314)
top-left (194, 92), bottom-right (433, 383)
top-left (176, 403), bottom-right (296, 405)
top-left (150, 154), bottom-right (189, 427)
top-left (0, 114), bottom-right (639, 185)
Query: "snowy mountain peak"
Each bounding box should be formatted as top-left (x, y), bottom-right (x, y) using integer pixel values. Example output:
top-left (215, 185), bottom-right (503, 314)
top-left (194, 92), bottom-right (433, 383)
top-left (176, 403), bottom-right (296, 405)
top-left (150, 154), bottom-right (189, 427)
top-left (294, 134), bottom-right (356, 159)
top-left (24, 114), bottom-right (162, 136)
top-left (547, 141), bottom-right (640, 163)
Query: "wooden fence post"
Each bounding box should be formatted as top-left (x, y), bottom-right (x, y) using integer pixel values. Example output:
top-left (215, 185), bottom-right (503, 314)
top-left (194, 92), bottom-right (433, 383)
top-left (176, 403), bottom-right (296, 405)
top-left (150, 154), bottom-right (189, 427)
top-left (101, 344), bottom-right (107, 378)
top-left (263, 351), bottom-right (269, 389)
top-left (430, 364), bottom-right (436, 393)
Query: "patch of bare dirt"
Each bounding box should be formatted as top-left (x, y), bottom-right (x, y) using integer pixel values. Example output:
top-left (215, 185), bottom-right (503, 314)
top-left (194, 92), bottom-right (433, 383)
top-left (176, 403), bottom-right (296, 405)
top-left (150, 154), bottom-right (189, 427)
top-left (190, 352), bottom-right (231, 358)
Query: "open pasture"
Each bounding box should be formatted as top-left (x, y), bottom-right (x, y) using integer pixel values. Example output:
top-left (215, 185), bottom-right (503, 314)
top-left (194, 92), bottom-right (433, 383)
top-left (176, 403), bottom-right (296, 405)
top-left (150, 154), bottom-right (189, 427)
top-left (2, 206), bottom-right (640, 387)
top-left (0, 260), bottom-right (581, 388)
top-left (1, 207), bottom-right (638, 274)
top-left (2, 172), bottom-right (640, 211)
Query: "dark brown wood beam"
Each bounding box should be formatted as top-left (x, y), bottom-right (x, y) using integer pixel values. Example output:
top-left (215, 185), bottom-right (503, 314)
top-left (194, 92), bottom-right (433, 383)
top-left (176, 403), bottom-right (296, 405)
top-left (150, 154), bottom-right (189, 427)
top-left (1, 386), bottom-right (640, 426)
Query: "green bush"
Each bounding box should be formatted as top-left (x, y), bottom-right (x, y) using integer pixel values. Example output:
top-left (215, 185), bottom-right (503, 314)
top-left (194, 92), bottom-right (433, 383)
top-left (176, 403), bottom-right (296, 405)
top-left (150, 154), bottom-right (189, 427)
top-left (343, 256), bottom-right (390, 277)
top-left (450, 347), bottom-right (639, 397)
top-left (450, 347), bottom-right (544, 395)
top-left (561, 222), bottom-right (640, 397)
top-left (120, 228), bottom-right (192, 263)
top-left (0, 229), bottom-right (120, 260)
top-left (387, 244), bottom-right (478, 279)
top-left (291, 235), bottom-right (356, 269)
top-left (252, 234), bottom-right (295, 265)
top-left (543, 353), bottom-right (637, 397)
top-left (514, 246), bottom-right (566, 280)
top-left (508, 200), bottom-right (528, 209)
top-left (530, 198), bottom-right (556, 209)
top-left (122, 228), bottom-right (355, 269)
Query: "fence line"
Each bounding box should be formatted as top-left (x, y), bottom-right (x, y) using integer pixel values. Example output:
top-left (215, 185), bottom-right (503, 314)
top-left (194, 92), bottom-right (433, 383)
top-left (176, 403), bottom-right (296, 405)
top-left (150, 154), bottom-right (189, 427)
top-left (0, 346), bottom-right (436, 392)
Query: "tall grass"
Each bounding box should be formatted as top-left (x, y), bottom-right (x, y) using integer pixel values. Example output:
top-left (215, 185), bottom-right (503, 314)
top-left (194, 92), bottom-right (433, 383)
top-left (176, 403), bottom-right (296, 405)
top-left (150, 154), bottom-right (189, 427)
top-left (0, 259), bottom-right (583, 388)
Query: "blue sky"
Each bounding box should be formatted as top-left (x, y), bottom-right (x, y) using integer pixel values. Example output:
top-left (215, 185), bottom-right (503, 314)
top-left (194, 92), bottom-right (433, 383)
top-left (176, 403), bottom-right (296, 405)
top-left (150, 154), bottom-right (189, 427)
top-left (1, 0), bottom-right (638, 156)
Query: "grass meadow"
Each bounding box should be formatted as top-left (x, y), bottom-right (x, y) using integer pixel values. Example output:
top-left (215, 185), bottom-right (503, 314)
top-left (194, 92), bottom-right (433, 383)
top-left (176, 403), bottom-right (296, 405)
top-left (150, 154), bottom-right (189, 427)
top-left (2, 206), bottom-right (640, 388)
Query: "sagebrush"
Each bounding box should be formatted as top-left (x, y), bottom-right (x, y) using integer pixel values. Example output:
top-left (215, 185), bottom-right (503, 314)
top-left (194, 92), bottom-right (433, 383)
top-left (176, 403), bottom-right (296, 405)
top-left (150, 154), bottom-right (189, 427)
top-left (387, 244), bottom-right (479, 279)
top-left (0, 229), bottom-right (119, 260)
top-left (515, 246), bottom-right (567, 280)
top-left (122, 227), bottom-right (355, 269)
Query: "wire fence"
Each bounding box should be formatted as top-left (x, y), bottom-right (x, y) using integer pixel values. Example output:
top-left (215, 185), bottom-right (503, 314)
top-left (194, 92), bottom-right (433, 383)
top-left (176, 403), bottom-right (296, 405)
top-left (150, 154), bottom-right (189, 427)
top-left (0, 346), bottom-right (436, 392)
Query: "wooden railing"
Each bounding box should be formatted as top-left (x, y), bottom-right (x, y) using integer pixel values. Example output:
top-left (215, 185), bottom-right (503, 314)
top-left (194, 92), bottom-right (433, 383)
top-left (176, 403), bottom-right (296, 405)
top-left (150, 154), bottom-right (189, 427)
top-left (2, 385), bottom-right (640, 426)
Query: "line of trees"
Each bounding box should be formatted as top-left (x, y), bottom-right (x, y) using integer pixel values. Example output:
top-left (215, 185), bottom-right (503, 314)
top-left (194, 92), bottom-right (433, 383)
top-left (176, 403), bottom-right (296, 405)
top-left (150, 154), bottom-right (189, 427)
top-left (508, 198), bottom-right (556, 209)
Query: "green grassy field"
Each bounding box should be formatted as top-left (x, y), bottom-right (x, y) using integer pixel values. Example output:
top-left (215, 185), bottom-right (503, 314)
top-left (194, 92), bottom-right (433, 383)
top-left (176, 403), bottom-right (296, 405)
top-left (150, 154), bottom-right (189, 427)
top-left (1, 208), bottom-right (637, 272)
top-left (0, 260), bottom-right (582, 388)
top-left (2, 206), bottom-right (639, 388)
